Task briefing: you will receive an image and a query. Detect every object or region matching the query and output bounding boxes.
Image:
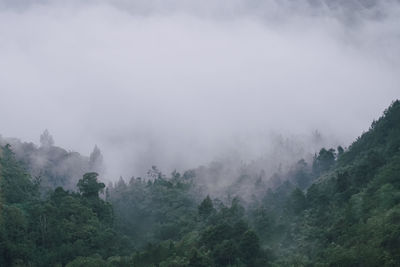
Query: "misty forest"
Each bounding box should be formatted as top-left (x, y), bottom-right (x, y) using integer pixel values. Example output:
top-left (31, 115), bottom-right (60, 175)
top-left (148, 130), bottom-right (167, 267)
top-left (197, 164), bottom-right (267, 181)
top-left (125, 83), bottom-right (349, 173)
top-left (1, 100), bottom-right (400, 266)
top-left (1, 0), bottom-right (400, 266)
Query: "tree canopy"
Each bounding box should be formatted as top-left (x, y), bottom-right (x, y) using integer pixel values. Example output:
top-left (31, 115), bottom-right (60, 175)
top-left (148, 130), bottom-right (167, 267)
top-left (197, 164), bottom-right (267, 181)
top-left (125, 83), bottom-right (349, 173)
top-left (1, 100), bottom-right (400, 266)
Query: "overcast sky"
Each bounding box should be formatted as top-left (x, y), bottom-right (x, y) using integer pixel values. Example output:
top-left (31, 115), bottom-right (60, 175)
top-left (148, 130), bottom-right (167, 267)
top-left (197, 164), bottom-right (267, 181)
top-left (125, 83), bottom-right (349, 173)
top-left (0, 0), bottom-right (399, 177)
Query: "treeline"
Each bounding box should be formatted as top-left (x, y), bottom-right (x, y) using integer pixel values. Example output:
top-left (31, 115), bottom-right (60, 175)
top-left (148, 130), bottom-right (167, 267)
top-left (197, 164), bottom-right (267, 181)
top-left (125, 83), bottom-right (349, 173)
top-left (0, 145), bottom-right (123, 266)
top-left (0, 131), bottom-right (104, 192)
top-left (1, 100), bottom-right (400, 266)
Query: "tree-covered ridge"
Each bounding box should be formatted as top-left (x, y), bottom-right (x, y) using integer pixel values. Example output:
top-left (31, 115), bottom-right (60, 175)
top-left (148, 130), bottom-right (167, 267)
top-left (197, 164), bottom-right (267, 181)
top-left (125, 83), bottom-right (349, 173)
top-left (0, 100), bottom-right (400, 266)
top-left (0, 132), bottom-right (105, 192)
top-left (0, 147), bottom-right (120, 266)
top-left (266, 100), bottom-right (400, 265)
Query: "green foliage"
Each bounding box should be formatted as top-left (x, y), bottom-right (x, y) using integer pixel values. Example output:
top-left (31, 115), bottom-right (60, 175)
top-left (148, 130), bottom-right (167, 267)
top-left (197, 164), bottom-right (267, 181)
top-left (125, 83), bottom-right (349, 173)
top-left (246, 100), bottom-right (400, 266)
top-left (1, 100), bottom-right (400, 266)
top-left (0, 152), bottom-right (120, 266)
top-left (312, 147), bottom-right (336, 176)
top-left (77, 172), bottom-right (105, 198)
top-left (198, 195), bottom-right (214, 218)
top-left (286, 188), bottom-right (307, 215)
top-left (0, 133), bottom-right (104, 192)
top-left (0, 144), bottom-right (37, 204)
top-left (66, 255), bottom-right (108, 267)
top-left (108, 171), bottom-right (198, 247)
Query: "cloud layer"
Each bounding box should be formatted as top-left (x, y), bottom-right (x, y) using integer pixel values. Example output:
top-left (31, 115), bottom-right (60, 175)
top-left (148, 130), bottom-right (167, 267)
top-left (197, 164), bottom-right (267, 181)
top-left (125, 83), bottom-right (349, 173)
top-left (0, 0), bottom-right (399, 177)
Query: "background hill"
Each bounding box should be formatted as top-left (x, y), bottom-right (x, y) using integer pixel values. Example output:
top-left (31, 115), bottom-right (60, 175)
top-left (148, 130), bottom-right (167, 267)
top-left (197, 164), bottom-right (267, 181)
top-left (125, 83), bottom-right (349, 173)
top-left (0, 132), bottom-right (105, 192)
top-left (0, 100), bottom-right (399, 266)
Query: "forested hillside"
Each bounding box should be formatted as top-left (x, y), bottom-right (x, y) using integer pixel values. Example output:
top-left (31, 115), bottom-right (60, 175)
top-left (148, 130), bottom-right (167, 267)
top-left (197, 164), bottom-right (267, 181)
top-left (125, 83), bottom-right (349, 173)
top-left (0, 131), bottom-right (105, 192)
top-left (1, 100), bottom-right (399, 266)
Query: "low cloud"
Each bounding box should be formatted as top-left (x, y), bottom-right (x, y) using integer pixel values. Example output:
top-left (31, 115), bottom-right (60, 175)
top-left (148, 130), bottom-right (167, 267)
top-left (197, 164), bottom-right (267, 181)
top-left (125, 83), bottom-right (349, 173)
top-left (0, 0), bottom-right (399, 178)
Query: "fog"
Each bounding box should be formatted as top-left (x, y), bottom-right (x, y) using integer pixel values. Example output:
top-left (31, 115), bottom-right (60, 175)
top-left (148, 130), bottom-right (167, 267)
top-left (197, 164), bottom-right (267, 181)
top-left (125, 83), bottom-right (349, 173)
top-left (0, 0), bottom-right (399, 178)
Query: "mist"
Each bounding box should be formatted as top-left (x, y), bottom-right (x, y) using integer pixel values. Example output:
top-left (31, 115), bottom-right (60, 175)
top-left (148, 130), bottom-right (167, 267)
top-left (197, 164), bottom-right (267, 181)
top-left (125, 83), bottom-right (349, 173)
top-left (0, 0), bottom-right (399, 178)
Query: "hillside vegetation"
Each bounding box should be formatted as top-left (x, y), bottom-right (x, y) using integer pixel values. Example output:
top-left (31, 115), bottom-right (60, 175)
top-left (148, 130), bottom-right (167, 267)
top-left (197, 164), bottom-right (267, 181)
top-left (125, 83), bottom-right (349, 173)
top-left (1, 100), bottom-right (399, 266)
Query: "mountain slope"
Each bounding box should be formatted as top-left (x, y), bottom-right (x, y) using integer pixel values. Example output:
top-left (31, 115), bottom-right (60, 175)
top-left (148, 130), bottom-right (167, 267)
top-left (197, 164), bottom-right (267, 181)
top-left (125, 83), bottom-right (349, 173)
top-left (274, 100), bottom-right (400, 265)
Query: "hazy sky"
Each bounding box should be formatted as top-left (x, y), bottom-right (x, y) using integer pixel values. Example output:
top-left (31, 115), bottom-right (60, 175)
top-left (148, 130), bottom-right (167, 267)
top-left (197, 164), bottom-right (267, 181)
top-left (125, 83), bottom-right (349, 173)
top-left (0, 0), bottom-right (399, 177)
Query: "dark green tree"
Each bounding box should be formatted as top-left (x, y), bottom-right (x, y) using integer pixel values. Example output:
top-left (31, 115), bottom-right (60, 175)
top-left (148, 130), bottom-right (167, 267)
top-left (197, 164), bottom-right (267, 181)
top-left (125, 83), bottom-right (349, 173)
top-left (312, 148), bottom-right (336, 176)
top-left (198, 195), bottom-right (214, 218)
top-left (77, 172), bottom-right (105, 198)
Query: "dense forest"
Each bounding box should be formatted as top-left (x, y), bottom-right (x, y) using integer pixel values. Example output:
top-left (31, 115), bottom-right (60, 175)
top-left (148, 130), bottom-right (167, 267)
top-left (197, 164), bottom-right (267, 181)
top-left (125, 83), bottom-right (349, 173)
top-left (1, 100), bottom-right (400, 266)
